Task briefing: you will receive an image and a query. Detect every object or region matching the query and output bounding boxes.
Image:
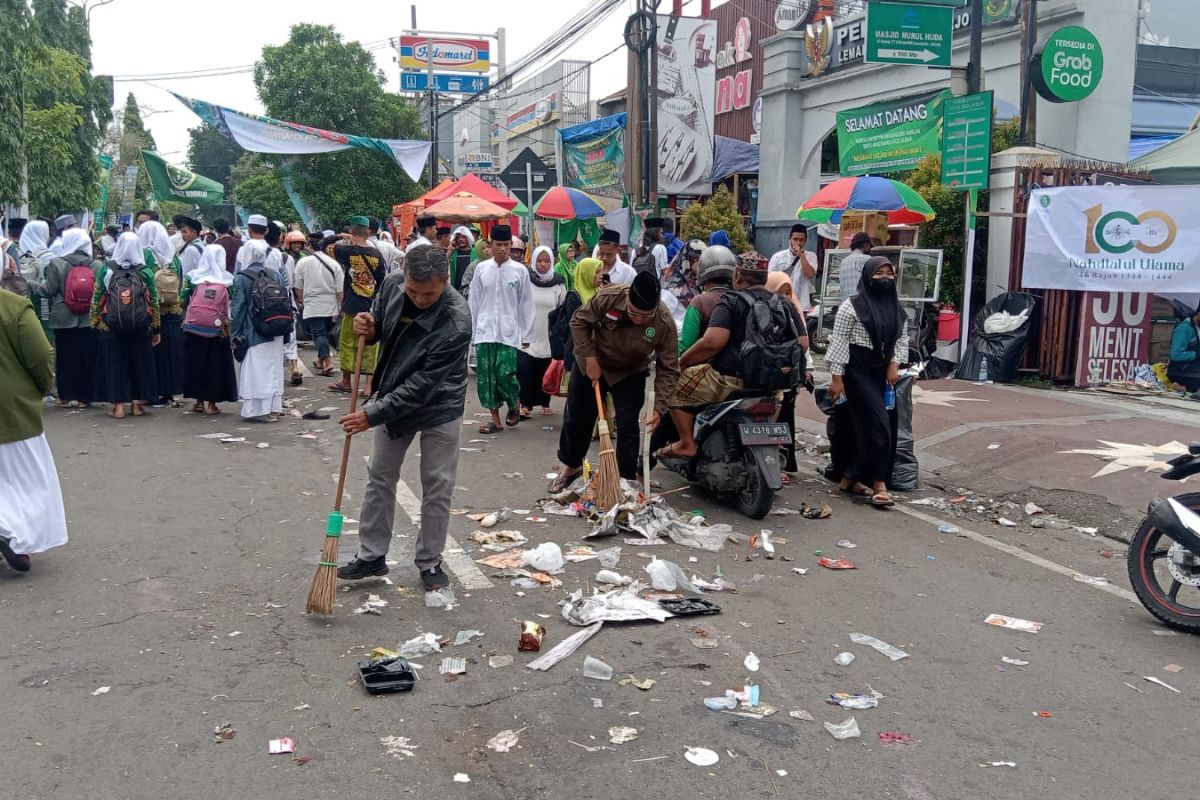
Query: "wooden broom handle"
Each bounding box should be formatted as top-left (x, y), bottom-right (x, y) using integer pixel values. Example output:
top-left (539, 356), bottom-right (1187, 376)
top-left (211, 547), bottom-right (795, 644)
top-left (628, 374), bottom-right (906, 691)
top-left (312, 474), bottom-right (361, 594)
top-left (333, 334), bottom-right (367, 512)
top-left (593, 379), bottom-right (605, 417)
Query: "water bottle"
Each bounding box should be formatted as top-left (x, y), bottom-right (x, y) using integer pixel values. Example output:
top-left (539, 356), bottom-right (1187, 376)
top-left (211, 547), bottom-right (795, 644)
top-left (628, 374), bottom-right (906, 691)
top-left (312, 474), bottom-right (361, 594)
top-left (978, 356), bottom-right (990, 384)
top-left (883, 385), bottom-right (896, 411)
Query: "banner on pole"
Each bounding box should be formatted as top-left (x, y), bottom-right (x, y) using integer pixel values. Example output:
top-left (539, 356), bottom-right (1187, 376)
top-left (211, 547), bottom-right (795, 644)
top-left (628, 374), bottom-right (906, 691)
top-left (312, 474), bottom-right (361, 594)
top-left (141, 150), bottom-right (224, 204)
top-left (1023, 185), bottom-right (1200, 292)
top-left (560, 114), bottom-right (626, 200)
top-left (171, 93), bottom-right (431, 182)
top-left (837, 90), bottom-right (951, 176)
top-left (282, 174), bottom-right (319, 232)
top-left (655, 15), bottom-right (717, 195)
top-left (96, 154), bottom-right (113, 224)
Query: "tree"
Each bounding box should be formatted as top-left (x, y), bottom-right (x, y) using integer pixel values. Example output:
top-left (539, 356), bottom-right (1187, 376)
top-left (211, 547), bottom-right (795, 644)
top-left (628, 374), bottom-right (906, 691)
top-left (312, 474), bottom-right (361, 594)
top-left (230, 153), bottom-right (295, 223)
top-left (0, 0), bottom-right (27, 204)
top-left (252, 24), bottom-right (424, 226)
top-left (106, 93), bottom-right (156, 215)
top-left (680, 185), bottom-right (749, 252)
top-left (186, 124), bottom-right (242, 190)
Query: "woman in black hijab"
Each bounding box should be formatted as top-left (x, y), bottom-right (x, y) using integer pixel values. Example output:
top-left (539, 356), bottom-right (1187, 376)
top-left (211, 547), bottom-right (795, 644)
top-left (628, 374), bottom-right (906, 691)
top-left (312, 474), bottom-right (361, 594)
top-left (826, 256), bottom-right (909, 507)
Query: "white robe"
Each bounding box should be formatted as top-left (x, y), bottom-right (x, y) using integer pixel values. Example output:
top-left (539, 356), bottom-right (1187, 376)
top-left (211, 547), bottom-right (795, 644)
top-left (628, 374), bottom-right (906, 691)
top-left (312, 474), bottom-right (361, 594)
top-left (0, 434), bottom-right (68, 555)
top-left (239, 337), bottom-right (285, 419)
top-left (608, 259), bottom-right (637, 285)
top-left (467, 258), bottom-right (536, 348)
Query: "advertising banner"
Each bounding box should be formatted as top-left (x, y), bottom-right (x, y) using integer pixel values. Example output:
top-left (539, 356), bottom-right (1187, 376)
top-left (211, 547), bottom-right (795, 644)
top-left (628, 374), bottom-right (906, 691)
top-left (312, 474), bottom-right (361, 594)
top-left (398, 36), bottom-right (490, 73)
top-left (560, 114), bottom-right (626, 200)
top-left (1023, 186), bottom-right (1200, 292)
top-left (1074, 292), bottom-right (1152, 387)
top-left (656, 14), bottom-right (717, 196)
top-left (837, 90), bottom-right (950, 176)
top-left (141, 150), bottom-right (224, 204)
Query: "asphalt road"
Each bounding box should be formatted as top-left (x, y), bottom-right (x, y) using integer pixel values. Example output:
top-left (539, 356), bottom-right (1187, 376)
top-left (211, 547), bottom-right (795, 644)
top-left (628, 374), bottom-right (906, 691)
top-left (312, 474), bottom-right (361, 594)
top-left (2, 372), bottom-right (1195, 800)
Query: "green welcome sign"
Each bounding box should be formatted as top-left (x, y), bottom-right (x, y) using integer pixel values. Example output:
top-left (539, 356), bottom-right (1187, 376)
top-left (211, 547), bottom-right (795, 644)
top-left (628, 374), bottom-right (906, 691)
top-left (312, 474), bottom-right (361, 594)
top-left (1033, 25), bottom-right (1104, 103)
top-left (836, 89), bottom-right (952, 176)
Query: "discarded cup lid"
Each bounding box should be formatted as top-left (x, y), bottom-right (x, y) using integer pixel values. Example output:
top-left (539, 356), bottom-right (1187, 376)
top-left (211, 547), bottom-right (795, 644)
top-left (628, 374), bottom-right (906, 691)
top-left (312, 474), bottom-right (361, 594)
top-left (684, 746), bottom-right (720, 766)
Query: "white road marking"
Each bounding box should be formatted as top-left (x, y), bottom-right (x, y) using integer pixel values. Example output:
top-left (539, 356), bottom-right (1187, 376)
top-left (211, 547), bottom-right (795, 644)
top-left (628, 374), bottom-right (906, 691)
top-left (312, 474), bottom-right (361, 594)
top-left (362, 456), bottom-right (493, 590)
top-left (897, 506), bottom-right (1138, 603)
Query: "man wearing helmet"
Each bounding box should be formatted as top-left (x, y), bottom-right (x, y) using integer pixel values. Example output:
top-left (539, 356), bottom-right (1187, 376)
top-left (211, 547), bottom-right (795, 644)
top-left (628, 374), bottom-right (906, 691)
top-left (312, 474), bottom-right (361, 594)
top-left (677, 244), bottom-right (736, 353)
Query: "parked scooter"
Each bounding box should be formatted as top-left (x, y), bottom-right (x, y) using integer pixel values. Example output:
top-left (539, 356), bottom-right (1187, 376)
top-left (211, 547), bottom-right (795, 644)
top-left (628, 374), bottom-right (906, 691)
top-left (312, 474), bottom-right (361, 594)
top-left (1128, 443), bottom-right (1200, 632)
top-left (654, 393), bottom-right (787, 519)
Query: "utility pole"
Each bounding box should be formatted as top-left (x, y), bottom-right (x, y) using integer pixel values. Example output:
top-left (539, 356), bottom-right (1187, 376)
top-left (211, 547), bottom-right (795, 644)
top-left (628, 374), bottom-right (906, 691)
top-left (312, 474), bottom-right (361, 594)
top-left (427, 35), bottom-right (438, 189)
top-left (1018, 0), bottom-right (1038, 146)
top-left (959, 0), bottom-right (984, 352)
top-left (496, 27), bottom-right (507, 174)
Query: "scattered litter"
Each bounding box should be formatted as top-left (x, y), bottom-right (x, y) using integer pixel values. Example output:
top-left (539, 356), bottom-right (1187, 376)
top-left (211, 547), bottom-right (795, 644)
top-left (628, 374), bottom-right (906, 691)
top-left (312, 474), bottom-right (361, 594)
top-left (608, 726), bottom-right (639, 744)
top-left (424, 588), bottom-right (458, 610)
top-left (1024, 502), bottom-right (1044, 515)
top-left (836, 539), bottom-right (857, 549)
top-left (227, 631), bottom-right (242, 638)
top-left (984, 614), bottom-right (1043, 634)
top-left (487, 730), bottom-right (522, 753)
top-left (835, 652), bottom-right (856, 666)
top-left (997, 517), bottom-right (1018, 527)
top-left (90, 686), bottom-right (111, 697)
top-left (938, 525), bottom-right (959, 535)
top-left (488, 655), bottom-right (513, 669)
top-left (592, 698), bottom-right (604, 708)
top-left (518, 621), bottom-right (546, 652)
top-left (1143, 676), bottom-right (1182, 693)
top-left (352, 594), bottom-right (388, 615)
top-left (589, 497), bottom-right (730, 552)
top-left (691, 638), bottom-right (718, 649)
top-left (460, 447), bottom-right (484, 452)
top-left (479, 510), bottom-right (510, 528)
top-left (269, 738), bottom-right (295, 755)
top-left (583, 655), bottom-right (614, 680)
top-left (1100, 550), bottom-right (1114, 558)
top-left (595, 569), bottom-right (633, 586)
top-left (770, 507), bottom-right (800, 516)
top-left (469, 529), bottom-right (528, 551)
top-left (704, 696), bottom-right (738, 710)
top-left (358, 656), bottom-right (416, 694)
top-left (1001, 657), bottom-right (1030, 666)
top-left (849, 632), bottom-right (909, 661)
top-left (1075, 526), bottom-right (1099, 535)
top-left (219, 437), bottom-right (245, 443)
top-left (562, 585), bottom-right (673, 626)
top-left (789, 709), bottom-right (814, 721)
top-left (213, 723), bottom-right (235, 741)
top-left (684, 747), bottom-right (719, 766)
top-left (1123, 682), bottom-right (1145, 693)
top-left (744, 653), bottom-right (760, 672)
top-left (1071, 573), bottom-right (1109, 586)
top-left (828, 691), bottom-right (880, 710)
top-left (380, 736), bottom-right (418, 759)
top-left (987, 442), bottom-right (1001, 450)
top-left (624, 538), bottom-right (665, 546)
top-left (878, 732), bottom-right (916, 746)
top-left (523, 542), bottom-right (564, 572)
top-left (453, 630), bottom-right (485, 646)
top-left (791, 567), bottom-right (808, 576)
top-left (476, 548), bottom-right (528, 569)
top-left (1165, 664), bottom-right (1184, 673)
top-left (1153, 630), bottom-right (1178, 636)
top-left (256, 442), bottom-right (270, 449)
top-left (525, 623), bottom-right (603, 671)
top-left (453, 773), bottom-right (470, 783)
top-left (979, 761), bottom-right (1016, 768)
top-left (824, 717), bottom-right (861, 740)
top-left (292, 704), bottom-right (310, 712)
top-left (502, 472), bottom-right (524, 479)
top-left (439, 657), bottom-right (467, 675)
top-left (756, 530), bottom-right (776, 556)
top-left (619, 675), bottom-right (657, 690)
top-left (397, 632), bottom-right (442, 659)
top-left (196, 432), bottom-right (234, 439)
top-left (818, 558), bottom-right (856, 570)
top-left (800, 502), bottom-right (833, 519)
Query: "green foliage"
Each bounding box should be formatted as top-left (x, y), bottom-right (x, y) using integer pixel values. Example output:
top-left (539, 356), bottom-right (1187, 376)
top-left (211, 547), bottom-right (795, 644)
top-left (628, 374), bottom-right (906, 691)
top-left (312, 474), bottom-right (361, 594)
top-left (26, 104), bottom-right (84, 210)
top-left (231, 154), bottom-right (296, 223)
top-left (251, 24), bottom-right (424, 227)
top-left (679, 185), bottom-right (749, 253)
top-left (111, 93), bottom-right (156, 211)
top-left (0, 0), bottom-right (27, 202)
top-left (186, 124), bottom-right (242, 189)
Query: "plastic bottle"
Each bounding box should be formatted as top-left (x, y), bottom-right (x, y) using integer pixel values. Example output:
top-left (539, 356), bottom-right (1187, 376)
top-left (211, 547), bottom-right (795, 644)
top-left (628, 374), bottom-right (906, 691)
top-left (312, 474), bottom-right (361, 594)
top-left (978, 356), bottom-right (990, 384)
top-left (883, 385), bottom-right (896, 411)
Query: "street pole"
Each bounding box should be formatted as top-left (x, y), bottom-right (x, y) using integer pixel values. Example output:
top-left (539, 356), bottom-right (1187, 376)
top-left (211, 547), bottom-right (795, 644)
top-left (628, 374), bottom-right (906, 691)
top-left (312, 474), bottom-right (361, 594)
top-left (525, 161), bottom-right (534, 250)
top-left (427, 36), bottom-right (438, 189)
top-left (496, 27), bottom-right (508, 175)
top-left (959, 0), bottom-right (984, 353)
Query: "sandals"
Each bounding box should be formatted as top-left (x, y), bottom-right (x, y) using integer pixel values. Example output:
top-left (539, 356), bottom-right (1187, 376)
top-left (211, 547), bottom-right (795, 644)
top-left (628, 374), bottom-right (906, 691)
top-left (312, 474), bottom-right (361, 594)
top-left (839, 481), bottom-right (873, 497)
top-left (519, 408), bottom-right (533, 421)
top-left (328, 382), bottom-right (351, 394)
top-left (541, 407), bottom-right (555, 416)
top-left (192, 402), bottom-right (205, 414)
top-left (478, 422), bottom-right (503, 434)
top-left (290, 374), bottom-right (303, 386)
top-left (870, 490), bottom-right (895, 507)
top-left (548, 468), bottom-right (582, 494)
top-left (655, 443), bottom-right (695, 461)
top-left (505, 411), bottom-right (521, 427)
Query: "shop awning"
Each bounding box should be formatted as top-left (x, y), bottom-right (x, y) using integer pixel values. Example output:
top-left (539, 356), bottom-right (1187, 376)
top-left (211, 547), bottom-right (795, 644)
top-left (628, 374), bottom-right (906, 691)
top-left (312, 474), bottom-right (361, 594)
top-left (1131, 125), bottom-right (1200, 183)
top-left (712, 135), bottom-right (759, 182)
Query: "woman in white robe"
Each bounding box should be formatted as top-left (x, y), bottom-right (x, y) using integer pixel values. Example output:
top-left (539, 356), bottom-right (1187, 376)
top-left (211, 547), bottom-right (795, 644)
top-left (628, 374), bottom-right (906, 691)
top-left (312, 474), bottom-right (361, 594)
top-left (230, 240), bottom-right (285, 421)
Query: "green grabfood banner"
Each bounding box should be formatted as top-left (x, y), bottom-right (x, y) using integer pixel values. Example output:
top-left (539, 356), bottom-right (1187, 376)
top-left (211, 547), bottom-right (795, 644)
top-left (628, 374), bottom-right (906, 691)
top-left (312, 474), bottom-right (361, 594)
top-left (140, 149), bottom-right (225, 204)
top-left (837, 90), bottom-right (952, 176)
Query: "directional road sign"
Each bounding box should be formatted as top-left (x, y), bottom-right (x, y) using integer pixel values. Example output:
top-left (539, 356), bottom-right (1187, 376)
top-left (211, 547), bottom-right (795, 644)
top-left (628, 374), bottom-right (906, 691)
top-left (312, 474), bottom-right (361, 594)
top-left (400, 72), bottom-right (490, 94)
top-left (941, 91), bottom-right (994, 191)
top-left (499, 147), bottom-right (556, 208)
top-left (866, 2), bottom-right (953, 67)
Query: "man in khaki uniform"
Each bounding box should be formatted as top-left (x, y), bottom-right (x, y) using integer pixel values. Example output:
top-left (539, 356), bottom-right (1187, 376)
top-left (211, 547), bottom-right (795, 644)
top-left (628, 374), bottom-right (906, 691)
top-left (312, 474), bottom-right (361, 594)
top-left (549, 272), bottom-right (680, 490)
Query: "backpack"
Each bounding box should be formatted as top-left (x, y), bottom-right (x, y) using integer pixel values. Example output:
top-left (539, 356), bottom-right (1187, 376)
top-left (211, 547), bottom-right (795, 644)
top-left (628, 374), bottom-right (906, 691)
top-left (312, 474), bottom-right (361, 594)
top-left (247, 265), bottom-right (294, 338)
top-left (63, 259), bottom-right (96, 315)
top-left (182, 282), bottom-right (230, 338)
top-left (736, 289), bottom-right (803, 391)
top-left (155, 264), bottom-right (181, 307)
top-left (631, 245), bottom-right (656, 275)
top-left (1, 269), bottom-right (29, 298)
top-left (103, 263), bottom-right (151, 334)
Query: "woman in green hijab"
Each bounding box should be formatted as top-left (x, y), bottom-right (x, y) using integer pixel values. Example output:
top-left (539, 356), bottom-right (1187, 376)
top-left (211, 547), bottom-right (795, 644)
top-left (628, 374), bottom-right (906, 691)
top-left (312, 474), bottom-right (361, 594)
top-left (553, 242), bottom-right (577, 292)
top-left (459, 238), bottom-right (492, 301)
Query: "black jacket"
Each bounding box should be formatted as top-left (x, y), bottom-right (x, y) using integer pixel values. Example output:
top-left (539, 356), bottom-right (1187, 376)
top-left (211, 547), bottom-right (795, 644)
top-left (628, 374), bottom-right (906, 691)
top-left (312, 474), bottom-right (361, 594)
top-left (362, 273), bottom-right (472, 439)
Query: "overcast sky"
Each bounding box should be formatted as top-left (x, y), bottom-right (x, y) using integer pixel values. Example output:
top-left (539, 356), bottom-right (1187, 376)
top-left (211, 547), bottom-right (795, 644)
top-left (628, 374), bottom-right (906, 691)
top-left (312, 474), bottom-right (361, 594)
top-left (90, 0), bottom-right (638, 168)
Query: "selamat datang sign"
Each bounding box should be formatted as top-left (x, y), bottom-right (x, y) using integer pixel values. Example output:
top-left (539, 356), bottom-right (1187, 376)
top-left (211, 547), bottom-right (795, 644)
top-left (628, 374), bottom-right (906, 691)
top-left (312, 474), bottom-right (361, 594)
top-left (399, 36), bottom-right (491, 73)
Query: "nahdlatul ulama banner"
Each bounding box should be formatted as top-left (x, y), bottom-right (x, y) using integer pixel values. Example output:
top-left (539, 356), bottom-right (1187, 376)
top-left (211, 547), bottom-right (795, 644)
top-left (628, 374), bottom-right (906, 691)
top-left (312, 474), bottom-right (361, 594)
top-left (560, 114), bottom-right (626, 200)
top-left (1023, 185), bottom-right (1200, 292)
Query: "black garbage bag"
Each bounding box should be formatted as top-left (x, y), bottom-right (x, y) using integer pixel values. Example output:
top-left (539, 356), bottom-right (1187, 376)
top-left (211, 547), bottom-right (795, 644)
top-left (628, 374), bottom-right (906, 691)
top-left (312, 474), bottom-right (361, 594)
top-left (920, 357), bottom-right (957, 380)
top-left (889, 375), bottom-right (917, 491)
top-left (953, 292), bottom-right (1039, 383)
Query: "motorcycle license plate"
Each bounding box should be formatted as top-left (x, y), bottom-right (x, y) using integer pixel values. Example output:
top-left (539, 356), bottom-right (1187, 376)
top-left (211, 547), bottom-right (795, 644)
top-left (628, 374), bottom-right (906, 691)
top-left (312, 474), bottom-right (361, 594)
top-left (738, 423), bottom-right (791, 445)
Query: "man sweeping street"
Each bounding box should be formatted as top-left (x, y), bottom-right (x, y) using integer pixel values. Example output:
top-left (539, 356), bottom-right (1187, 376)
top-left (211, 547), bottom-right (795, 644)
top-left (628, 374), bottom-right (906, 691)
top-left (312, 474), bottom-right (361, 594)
top-left (337, 245), bottom-right (472, 591)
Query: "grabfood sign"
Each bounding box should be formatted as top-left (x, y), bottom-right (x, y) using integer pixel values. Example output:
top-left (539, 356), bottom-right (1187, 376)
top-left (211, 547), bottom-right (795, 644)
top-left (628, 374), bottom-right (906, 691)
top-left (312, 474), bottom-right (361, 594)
top-left (1033, 25), bottom-right (1103, 103)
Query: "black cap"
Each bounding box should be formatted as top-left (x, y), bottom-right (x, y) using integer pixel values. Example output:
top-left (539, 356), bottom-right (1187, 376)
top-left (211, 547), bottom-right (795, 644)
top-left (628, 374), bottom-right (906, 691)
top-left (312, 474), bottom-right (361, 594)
top-left (436, 226), bottom-right (452, 237)
top-left (645, 217), bottom-right (664, 230)
top-left (177, 215), bottom-right (202, 232)
top-left (599, 228), bottom-right (620, 245)
top-left (850, 232), bottom-right (872, 250)
top-left (490, 224), bottom-right (513, 242)
top-left (790, 223), bottom-right (808, 236)
top-left (417, 215), bottom-right (436, 229)
top-left (629, 272), bottom-right (661, 312)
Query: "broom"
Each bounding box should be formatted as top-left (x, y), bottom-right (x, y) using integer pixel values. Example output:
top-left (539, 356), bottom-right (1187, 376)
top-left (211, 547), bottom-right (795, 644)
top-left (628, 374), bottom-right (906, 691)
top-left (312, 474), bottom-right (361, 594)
top-left (642, 366), bottom-right (655, 498)
top-left (590, 380), bottom-right (624, 512)
top-left (306, 334), bottom-right (367, 615)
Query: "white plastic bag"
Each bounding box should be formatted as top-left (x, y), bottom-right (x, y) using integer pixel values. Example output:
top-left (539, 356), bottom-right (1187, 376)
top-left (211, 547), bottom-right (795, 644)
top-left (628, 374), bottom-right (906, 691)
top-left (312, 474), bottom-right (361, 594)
top-left (522, 542), bottom-right (564, 572)
top-left (645, 559), bottom-right (675, 591)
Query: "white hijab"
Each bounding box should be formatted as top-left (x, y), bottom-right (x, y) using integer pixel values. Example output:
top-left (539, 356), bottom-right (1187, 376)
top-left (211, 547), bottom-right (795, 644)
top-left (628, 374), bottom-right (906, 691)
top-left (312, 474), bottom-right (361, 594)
top-left (452, 225), bottom-right (475, 246)
top-left (190, 244), bottom-right (234, 287)
top-left (240, 239), bottom-right (271, 270)
top-left (137, 220), bottom-right (175, 268)
top-left (59, 228), bottom-right (93, 258)
top-left (19, 220), bottom-right (51, 258)
top-left (107, 232), bottom-right (145, 288)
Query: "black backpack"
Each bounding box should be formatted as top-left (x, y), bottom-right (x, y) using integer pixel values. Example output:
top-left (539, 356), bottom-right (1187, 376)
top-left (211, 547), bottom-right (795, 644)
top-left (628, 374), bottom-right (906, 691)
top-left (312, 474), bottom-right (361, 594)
top-left (631, 245), bottom-right (656, 275)
top-left (103, 263), bottom-right (151, 334)
top-left (737, 289), bottom-right (803, 391)
top-left (247, 265), bottom-right (294, 338)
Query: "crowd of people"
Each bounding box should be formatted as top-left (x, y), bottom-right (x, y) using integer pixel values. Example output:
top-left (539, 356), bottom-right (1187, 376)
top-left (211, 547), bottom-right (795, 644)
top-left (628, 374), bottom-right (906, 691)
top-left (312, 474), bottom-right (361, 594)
top-left (1, 207), bottom-right (911, 584)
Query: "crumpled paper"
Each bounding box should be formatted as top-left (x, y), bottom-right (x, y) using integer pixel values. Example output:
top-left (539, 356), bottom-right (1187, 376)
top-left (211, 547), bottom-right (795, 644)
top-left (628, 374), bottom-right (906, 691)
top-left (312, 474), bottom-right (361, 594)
top-left (586, 497), bottom-right (729, 552)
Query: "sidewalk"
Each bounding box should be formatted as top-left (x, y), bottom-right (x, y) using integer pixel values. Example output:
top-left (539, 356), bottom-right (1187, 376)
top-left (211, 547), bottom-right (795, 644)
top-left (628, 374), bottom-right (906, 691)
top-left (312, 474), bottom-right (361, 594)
top-left (794, 377), bottom-right (1200, 518)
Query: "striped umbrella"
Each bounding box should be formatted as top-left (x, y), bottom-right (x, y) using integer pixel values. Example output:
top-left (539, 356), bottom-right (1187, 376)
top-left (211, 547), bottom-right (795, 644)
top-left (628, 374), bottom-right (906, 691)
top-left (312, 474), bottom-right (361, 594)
top-left (797, 176), bottom-right (936, 225)
top-left (533, 186), bottom-right (606, 220)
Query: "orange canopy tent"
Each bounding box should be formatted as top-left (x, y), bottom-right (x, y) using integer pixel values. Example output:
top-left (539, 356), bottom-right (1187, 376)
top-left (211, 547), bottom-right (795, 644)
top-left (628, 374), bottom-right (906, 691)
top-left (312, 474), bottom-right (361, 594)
top-left (422, 192), bottom-right (511, 223)
top-left (390, 178), bottom-right (455, 238)
top-left (424, 173), bottom-right (518, 211)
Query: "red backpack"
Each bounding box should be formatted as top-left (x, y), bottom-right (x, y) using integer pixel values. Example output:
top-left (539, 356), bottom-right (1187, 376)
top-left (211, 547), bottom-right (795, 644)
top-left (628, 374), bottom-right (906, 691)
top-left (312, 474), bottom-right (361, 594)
top-left (182, 282), bottom-right (230, 338)
top-left (63, 261), bottom-right (95, 315)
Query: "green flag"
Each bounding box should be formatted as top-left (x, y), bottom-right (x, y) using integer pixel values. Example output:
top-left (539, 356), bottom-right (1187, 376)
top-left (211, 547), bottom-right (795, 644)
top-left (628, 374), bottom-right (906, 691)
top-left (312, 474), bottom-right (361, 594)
top-left (140, 150), bottom-right (224, 204)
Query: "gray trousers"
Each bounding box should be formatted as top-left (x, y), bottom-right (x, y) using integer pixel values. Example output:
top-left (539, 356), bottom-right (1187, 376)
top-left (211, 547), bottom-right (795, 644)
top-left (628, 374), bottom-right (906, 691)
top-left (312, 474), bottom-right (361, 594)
top-left (357, 418), bottom-right (461, 570)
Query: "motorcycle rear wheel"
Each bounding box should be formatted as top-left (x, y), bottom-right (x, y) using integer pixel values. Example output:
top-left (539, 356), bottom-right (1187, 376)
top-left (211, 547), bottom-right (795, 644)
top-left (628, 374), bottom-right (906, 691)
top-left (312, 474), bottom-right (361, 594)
top-left (734, 451), bottom-right (775, 520)
top-left (1128, 492), bottom-right (1200, 633)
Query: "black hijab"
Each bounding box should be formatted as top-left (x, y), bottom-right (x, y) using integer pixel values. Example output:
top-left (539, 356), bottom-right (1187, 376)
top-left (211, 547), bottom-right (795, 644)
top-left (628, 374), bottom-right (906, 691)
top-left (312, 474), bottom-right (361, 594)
top-left (850, 256), bottom-right (904, 357)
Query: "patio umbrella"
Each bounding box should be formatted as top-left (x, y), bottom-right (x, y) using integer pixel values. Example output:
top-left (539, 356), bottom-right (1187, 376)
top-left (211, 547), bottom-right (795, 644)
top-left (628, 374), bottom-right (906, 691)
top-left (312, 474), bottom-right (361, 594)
top-left (533, 186), bottom-right (606, 220)
top-left (422, 192), bottom-right (512, 223)
top-left (797, 176), bottom-right (936, 225)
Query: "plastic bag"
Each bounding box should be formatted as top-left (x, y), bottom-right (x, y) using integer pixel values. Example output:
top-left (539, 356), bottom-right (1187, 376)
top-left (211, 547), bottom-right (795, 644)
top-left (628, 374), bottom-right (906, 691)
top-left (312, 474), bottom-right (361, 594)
top-left (824, 717), bottom-right (861, 740)
top-left (889, 375), bottom-right (918, 492)
top-left (645, 559), bottom-right (675, 591)
top-left (983, 308), bottom-right (1031, 334)
top-left (954, 293), bottom-right (1039, 383)
top-left (523, 542), bottom-right (564, 572)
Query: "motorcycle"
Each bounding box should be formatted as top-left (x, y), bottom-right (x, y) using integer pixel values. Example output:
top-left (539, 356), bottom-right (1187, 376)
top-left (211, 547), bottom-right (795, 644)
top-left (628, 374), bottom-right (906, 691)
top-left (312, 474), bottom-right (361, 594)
top-left (654, 393), bottom-right (787, 519)
top-left (1128, 443), bottom-right (1200, 632)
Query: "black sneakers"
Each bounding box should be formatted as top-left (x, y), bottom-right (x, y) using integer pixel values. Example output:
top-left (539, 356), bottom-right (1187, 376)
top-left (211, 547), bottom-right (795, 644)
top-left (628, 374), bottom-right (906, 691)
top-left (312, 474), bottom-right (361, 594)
top-left (0, 537), bottom-right (30, 572)
top-left (421, 563), bottom-right (450, 591)
top-left (337, 556), bottom-right (389, 580)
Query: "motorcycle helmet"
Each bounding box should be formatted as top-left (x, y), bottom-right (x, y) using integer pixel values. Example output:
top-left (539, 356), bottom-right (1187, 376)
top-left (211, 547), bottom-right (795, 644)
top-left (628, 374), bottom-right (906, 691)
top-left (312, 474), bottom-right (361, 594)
top-left (696, 244), bottom-right (736, 286)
